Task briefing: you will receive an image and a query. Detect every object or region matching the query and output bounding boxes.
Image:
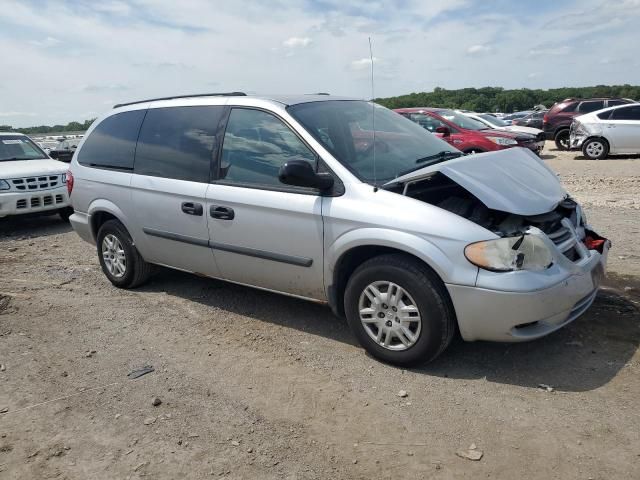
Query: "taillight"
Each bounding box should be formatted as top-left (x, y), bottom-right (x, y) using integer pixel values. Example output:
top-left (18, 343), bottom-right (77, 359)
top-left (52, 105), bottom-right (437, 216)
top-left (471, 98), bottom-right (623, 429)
top-left (543, 114), bottom-right (548, 124)
top-left (66, 170), bottom-right (74, 196)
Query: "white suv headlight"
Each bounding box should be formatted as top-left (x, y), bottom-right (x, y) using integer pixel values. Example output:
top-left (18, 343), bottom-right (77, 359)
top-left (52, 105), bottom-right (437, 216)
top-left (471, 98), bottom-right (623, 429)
top-left (465, 234), bottom-right (553, 272)
top-left (487, 136), bottom-right (518, 146)
top-left (0, 180), bottom-right (10, 191)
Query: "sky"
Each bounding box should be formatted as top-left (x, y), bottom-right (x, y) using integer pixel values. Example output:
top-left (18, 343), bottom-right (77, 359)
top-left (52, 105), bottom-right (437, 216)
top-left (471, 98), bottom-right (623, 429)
top-left (1, 0), bottom-right (639, 127)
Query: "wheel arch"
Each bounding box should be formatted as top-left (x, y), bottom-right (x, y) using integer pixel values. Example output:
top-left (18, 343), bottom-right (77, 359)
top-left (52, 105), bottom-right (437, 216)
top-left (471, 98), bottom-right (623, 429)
top-left (87, 199), bottom-right (132, 240)
top-left (582, 135), bottom-right (610, 158)
top-left (326, 230), bottom-right (459, 318)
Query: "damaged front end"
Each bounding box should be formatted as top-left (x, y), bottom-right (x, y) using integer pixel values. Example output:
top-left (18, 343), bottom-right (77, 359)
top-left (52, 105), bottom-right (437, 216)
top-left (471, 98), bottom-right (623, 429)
top-left (383, 148), bottom-right (611, 342)
top-left (384, 148), bottom-right (610, 270)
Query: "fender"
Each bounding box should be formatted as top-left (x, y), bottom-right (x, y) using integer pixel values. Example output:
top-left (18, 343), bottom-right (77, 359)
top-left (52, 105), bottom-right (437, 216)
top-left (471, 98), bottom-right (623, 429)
top-left (325, 227), bottom-right (479, 292)
top-left (87, 198), bottom-right (135, 243)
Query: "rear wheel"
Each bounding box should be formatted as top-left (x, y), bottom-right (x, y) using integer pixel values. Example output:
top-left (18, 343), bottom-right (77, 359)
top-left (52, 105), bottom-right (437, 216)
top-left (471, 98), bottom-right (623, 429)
top-left (96, 219), bottom-right (152, 288)
top-left (554, 129), bottom-right (570, 150)
top-left (344, 254), bottom-right (456, 366)
top-left (582, 138), bottom-right (609, 160)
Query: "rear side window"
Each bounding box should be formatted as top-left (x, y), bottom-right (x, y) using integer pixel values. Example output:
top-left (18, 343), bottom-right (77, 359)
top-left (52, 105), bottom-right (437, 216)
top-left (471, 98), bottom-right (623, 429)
top-left (611, 105), bottom-right (640, 120)
top-left (408, 113), bottom-right (447, 132)
top-left (78, 110), bottom-right (146, 169)
top-left (577, 101), bottom-right (605, 113)
top-left (134, 106), bottom-right (224, 183)
top-left (597, 110), bottom-right (613, 120)
top-left (607, 100), bottom-right (627, 107)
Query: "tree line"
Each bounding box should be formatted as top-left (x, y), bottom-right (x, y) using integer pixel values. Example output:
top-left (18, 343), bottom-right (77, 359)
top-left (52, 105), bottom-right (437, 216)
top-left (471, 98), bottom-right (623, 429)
top-left (0, 119), bottom-right (96, 135)
top-left (375, 85), bottom-right (640, 112)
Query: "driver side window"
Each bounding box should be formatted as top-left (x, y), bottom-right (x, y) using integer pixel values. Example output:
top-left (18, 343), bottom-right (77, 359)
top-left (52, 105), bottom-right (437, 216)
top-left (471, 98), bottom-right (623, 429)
top-left (408, 113), bottom-right (446, 133)
top-left (219, 108), bottom-right (317, 187)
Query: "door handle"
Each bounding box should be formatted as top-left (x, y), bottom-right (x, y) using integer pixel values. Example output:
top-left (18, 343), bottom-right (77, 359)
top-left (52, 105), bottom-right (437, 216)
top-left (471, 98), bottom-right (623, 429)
top-left (181, 202), bottom-right (203, 216)
top-left (210, 205), bottom-right (235, 220)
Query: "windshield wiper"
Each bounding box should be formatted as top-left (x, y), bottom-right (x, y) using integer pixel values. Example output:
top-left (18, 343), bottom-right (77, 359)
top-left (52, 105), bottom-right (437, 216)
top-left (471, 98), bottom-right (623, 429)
top-left (415, 150), bottom-right (462, 164)
top-left (1, 157), bottom-right (41, 161)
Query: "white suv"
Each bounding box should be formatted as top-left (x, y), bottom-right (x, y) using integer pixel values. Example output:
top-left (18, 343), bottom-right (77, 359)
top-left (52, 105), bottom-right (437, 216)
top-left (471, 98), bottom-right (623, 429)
top-left (67, 93), bottom-right (609, 365)
top-left (0, 132), bottom-right (72, 220)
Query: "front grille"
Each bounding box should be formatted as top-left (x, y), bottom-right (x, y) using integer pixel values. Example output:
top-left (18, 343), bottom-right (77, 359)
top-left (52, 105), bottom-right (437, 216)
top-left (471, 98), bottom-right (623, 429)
top-left (16, 199), bottom-right (27, 209)
top-left (526, 198), bottom-right (587, 263)
top-left (10, 175), bottom-right (61, 191)
top-left (31, 197), bottom-right (40, 207)
top-left (55, 194), bottom-right (64, 204)
top-left (43, 195), bottom-right (53, 206)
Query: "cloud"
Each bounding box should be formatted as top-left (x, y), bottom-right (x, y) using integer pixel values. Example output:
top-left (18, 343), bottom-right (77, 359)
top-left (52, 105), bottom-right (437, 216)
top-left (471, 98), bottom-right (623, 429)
top-left (283, 36), bottom-right (312, 48)
top-left (350, 57), bottom-right (379, 70)
top-left (528, 45), bottom-right (571, 56)
top-left (467, 44), bottom-right (491, 55)
top-left (1, 0), bottom-right (640, 127)
top-left (81, 84), bottom-right (130, 93)
top-left (29, 36), bottom-right (61, 48)
top-left (0, 111), bottom-right (38, 117)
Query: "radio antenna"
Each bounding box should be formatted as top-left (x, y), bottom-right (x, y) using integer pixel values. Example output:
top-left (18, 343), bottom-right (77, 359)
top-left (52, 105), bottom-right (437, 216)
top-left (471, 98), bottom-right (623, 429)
top-left (368, 37), bottom-right (377, 190)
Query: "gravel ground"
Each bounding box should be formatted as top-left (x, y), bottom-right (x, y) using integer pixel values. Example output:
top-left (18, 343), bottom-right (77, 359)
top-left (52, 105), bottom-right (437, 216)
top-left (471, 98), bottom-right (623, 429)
top-left (1, 142), bottom-right (639, 479)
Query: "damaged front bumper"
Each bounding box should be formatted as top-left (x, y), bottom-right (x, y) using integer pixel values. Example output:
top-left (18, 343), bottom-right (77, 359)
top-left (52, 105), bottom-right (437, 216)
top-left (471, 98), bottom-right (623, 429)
top-left (447, 229), bottom-right (610, 342)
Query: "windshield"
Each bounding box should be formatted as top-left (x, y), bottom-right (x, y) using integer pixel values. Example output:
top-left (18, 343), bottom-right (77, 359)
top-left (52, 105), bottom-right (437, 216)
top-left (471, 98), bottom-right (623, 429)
top-left (0, 135), bottom-right (48, 162)
top-left (478, 114), bottom-right (508, 127)
top-left (287, 101), bottom-right (460, 184)
top-left (435, 110), bottom-right (487, 130)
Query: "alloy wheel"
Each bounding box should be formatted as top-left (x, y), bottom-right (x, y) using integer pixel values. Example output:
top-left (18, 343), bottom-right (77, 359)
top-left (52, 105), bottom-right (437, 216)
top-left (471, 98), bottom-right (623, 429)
top-left (585, 141), bottom-right (604, 158)
top-left (358, 281), bottom-right (422, 351)
top-left (102, 234), bottom-right (127, 278)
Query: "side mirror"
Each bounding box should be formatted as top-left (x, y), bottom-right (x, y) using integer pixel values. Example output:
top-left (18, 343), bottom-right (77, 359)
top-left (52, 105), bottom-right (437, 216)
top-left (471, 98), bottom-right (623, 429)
top-left (279, 160), bottom-right (334, 191)
top-left (435, 126), bottom-right (451, 137)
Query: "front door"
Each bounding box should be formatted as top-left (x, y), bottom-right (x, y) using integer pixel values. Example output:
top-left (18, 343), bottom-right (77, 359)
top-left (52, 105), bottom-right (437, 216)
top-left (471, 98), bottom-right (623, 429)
top-left (206, 107), bottom-right (325, 300)
top-left (130, 105), bottom-right (225, 277)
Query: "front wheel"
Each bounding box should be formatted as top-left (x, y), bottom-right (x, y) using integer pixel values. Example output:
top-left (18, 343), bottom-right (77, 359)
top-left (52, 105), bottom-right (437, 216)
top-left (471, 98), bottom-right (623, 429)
top-left (582, 138), bottom-right (609, 160)
top-left (96, 219), bottom-right (152, 288)
top-left (554, 130), bottom-right (570, 150)
top-left (344, 254), bottom-right (456, 366)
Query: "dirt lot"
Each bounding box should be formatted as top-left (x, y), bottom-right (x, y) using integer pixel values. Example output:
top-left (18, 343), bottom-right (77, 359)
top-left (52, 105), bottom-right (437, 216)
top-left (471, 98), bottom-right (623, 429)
top-left (1, 143), bottom-right (639, 479)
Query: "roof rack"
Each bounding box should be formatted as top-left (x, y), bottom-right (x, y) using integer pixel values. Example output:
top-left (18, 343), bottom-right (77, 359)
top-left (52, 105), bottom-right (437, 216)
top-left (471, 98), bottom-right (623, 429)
top-left (114, 92), bottom-right (247, 109)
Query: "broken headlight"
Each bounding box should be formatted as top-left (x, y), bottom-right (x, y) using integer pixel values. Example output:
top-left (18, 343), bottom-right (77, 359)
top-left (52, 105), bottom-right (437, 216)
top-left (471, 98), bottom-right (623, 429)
top-left (465, 234), bottom-right (553, 272)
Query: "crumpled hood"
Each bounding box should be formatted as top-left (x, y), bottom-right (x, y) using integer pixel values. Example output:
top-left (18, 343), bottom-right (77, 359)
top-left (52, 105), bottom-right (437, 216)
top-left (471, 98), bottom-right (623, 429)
top-left (384, 147), bottom-right (567, 216)
top-left (0, 159), bottom-right (68, 178)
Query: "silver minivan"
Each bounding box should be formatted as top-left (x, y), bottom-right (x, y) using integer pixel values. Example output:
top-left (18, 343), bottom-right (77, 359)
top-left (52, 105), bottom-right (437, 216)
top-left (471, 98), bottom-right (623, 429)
top-left (67, 93), bottom-right (609, 365)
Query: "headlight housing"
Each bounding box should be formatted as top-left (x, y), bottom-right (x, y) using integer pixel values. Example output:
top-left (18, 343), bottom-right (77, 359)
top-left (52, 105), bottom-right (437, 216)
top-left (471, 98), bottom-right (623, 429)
top-left (0, 179), bottom-right (9, 191)
top-left (465, 234), bottom-right (553, 272)
top-left (487, 136), bottom-right (518, 146)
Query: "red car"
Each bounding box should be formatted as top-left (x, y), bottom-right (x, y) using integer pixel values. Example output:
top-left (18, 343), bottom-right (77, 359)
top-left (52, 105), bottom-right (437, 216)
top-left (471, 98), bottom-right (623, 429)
top-left (395, 108), bottom-right (543, 154)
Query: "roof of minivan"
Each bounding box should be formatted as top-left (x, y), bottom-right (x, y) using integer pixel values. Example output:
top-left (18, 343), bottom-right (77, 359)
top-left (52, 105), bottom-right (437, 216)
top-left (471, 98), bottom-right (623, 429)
top-left (0, 132), bottom-right (26, 137)
top-left (114, 93), bottom-right (362, 109)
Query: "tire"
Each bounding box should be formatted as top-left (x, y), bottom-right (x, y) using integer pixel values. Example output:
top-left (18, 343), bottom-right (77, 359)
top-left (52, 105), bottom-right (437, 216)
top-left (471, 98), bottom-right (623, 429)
top-left (344, 253), bottom-right (456, 366)
top-left (582, 137), bottom-right (609, 160)
top-left (96, 219), bottom-right (152, 288)
top-left (554, 129), bottom-right (570, 150)
top-left (58, 207), bottom-right (74, 222)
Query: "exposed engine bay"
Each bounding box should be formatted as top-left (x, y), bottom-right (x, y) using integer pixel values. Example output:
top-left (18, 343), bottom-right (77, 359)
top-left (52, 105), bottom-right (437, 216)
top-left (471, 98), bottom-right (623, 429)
top-left (386, 172), bottom-right (591, 261)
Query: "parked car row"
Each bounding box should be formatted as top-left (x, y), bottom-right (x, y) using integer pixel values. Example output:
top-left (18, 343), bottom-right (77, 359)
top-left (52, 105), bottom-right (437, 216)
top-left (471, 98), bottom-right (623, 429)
top-left (396, 108), bottom-right (545, 155)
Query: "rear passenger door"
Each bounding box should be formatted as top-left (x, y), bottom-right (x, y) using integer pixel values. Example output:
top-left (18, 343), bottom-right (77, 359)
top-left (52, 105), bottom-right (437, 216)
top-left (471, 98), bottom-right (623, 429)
top-left (606, 105), bottom-right (640, 152)
top-left (205, 107), bottom-right (325, 299)
top-left (130, 105), bottom-right (224, 277)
